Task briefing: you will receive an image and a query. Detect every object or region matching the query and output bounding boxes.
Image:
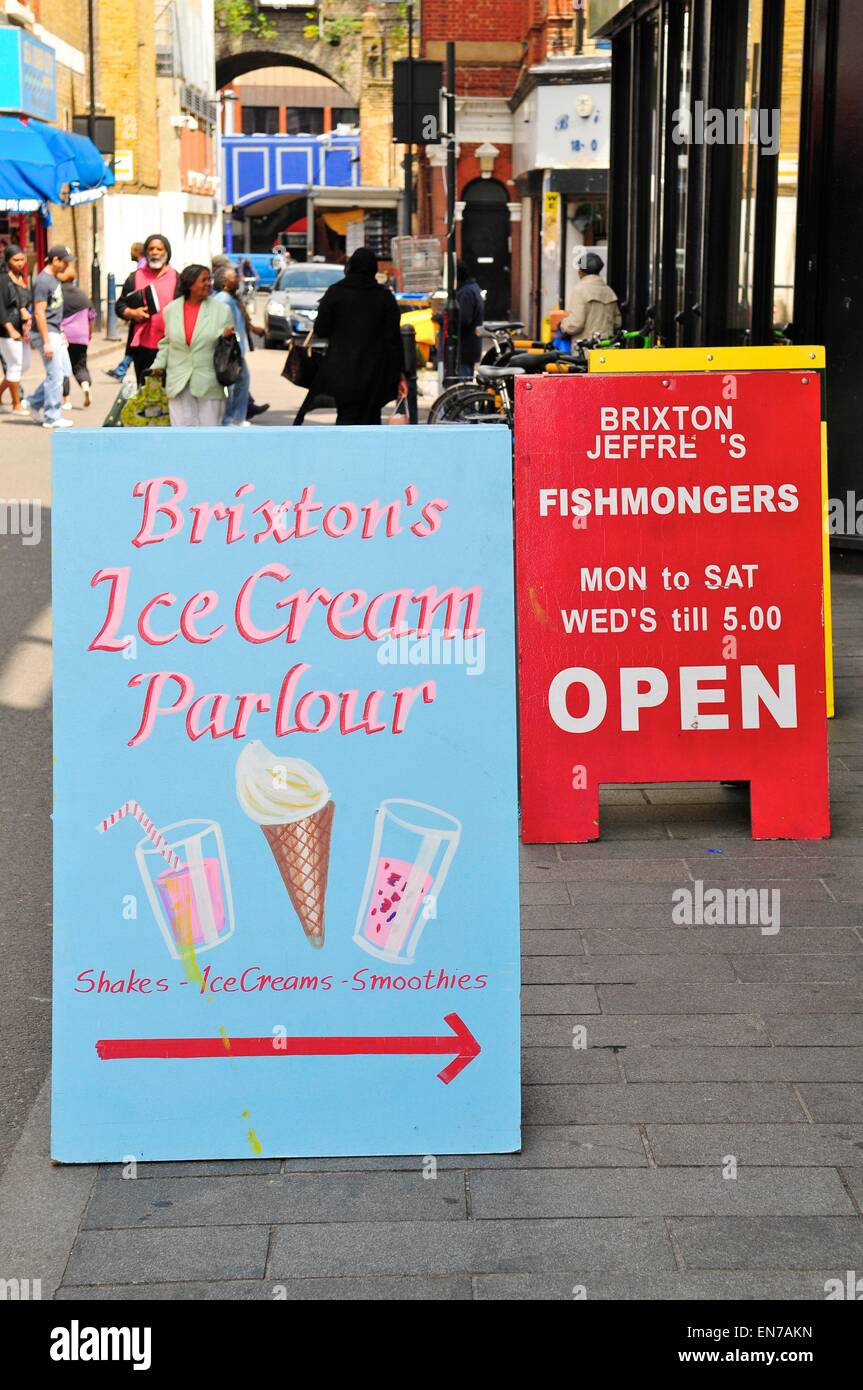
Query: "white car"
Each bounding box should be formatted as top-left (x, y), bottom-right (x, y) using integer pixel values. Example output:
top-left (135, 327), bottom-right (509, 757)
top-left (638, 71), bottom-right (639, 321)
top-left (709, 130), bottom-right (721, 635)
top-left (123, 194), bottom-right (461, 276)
top-left (264, 262), bottom-right (344, 347)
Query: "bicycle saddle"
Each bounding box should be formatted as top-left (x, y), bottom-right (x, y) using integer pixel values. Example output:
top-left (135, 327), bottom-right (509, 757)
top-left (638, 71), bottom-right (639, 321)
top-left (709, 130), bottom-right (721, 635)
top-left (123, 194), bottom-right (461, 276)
top-left (507, 352), bottom-right (566, 374)
top-left (481, 321), bottom-right (525, 334)
top-left (476, 365), bottom-right (527, 382)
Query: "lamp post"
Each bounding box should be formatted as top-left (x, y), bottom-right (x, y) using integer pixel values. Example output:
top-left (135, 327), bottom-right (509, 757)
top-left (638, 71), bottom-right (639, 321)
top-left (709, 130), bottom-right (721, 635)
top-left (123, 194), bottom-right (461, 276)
top-left (404, 0), bottom-right (414, 237)
top-left (87, 0), bottom-right (101, 328)
top-left (442, 41), bottom-right (459, 385)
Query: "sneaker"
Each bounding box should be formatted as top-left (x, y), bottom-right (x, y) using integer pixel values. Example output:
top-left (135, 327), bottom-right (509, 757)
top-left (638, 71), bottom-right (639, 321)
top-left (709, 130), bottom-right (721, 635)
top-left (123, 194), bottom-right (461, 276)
top-left (82, 383), bottom-right (91, 408)
top-left (12, 405), bottom-right (30, 416)
top-left (27, 404), bottom-right (43, 424)
top-left (43, 417), bottom-right (74, 429)
top-left (247, 401), bottom-right (270, 419)
top-left (61, 400), bottom-right (73, 411)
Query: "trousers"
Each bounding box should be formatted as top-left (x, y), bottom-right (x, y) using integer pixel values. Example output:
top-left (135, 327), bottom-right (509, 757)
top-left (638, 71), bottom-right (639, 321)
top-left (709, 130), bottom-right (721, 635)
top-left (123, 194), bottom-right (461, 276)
top-left (27, 331), bottom-right (64, 423)
top-left (167, 386), bottom-right (226, 427)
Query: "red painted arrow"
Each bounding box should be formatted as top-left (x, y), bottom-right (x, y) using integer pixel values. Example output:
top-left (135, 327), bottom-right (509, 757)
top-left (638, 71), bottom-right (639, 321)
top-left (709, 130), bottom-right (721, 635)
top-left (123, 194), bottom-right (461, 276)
top-left (95, 1012), bottom-right (481, 1085)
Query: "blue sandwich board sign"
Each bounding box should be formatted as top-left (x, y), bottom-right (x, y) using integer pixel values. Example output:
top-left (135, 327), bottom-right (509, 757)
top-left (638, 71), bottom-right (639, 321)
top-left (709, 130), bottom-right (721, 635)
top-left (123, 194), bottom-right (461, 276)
top-left (51, 427), bottom-right (521, 1161)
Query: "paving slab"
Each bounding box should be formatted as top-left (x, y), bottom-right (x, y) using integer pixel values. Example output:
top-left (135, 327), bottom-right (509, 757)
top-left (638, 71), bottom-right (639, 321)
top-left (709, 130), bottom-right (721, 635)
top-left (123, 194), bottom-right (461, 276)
top-left (64, 1225), bottom-right (271, 1286)
top-left (469, 1168), bottom-right (854, 1219)
top-left (523, 1082), bottom-right (805, 1125)
top-left (56, 1277), bottom-right (472, 1300)
top-left (763, 1014), bottom-right (863, 1045)
top-left (474, 1271), bottom-right (845, 1300)
top-left (669, 1217), bottom-right (863, 1270)
top-left (523, 955), bottom-right (738, 984)
top-left (580, 927), bottom-right (860, 953)
top-left (82, 1171), bottom-right (468, 1229)
top-left (597, 983), bottom-right (863, 1013)
top-left (647, 1124), bottom-right (863, 1167)
top-left (795, 1086), bottom-right (863, 1123)
top-left (621, 1047), bottom-right (863, 1083)
top-left (267, 1217), bottom-right (675, 1277)
top-left (522, 1014), bottom-right (768, 1047)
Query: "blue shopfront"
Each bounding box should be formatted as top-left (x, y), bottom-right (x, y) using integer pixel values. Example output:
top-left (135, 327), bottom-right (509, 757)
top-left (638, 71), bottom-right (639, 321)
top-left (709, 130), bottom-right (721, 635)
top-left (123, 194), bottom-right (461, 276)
top-left (0, 27), bottom-right (113, 262)
top-left (223, 132), bottom-right (399, 264)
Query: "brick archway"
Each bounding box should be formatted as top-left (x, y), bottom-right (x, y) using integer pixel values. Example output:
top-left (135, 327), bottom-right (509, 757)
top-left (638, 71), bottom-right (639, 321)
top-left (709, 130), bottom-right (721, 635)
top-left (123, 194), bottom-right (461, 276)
top-left (216, 15), bottom-right (364, 106)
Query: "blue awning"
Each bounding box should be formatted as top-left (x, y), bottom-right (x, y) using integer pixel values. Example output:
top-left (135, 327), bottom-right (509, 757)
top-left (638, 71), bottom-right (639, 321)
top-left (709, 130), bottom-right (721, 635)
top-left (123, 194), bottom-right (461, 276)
top-left (39, 125), bottom-right (115, 204)
top-left (0, 116), bottom-right (115, 212)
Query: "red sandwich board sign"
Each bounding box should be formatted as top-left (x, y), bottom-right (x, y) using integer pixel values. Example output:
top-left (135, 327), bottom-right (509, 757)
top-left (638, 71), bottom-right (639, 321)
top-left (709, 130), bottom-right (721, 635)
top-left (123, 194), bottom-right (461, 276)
top-left (514, 370), bottom-right (830, 843)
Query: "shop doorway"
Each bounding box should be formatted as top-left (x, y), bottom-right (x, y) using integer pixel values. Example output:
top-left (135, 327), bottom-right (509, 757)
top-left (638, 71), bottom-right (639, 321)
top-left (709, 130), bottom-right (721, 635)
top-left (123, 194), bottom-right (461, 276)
top-left (461, 179), bottom-right (511, 320)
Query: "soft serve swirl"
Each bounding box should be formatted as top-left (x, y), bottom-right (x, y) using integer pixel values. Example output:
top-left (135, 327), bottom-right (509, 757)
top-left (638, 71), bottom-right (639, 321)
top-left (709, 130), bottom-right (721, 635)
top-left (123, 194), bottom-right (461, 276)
top-left (235, 740), bottom-right (329, 824)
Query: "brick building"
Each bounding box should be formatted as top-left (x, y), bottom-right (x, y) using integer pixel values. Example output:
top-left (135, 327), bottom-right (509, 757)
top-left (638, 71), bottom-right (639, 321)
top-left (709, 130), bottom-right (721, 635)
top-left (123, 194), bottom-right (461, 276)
top-left (419, 0), bottom-right (609, 326)
top-left (419, 0), bottom-right (529, 318)
top-left (99, 0), bottom-right (221, 288)
top-left (0, 0), bottom-right (96, 284)
top-left (1, 0), bottom-right (221, 308)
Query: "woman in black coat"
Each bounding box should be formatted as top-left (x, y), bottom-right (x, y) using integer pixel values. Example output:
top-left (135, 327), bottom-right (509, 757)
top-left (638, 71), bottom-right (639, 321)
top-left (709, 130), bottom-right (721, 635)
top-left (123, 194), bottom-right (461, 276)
top-left (310, 248), bottom-right (406, 425)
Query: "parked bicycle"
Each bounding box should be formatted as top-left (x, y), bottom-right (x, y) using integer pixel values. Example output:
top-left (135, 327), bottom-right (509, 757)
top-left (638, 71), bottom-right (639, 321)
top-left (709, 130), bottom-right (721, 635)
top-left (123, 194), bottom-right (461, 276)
top-left (427, 309), bottom-right (659, 428)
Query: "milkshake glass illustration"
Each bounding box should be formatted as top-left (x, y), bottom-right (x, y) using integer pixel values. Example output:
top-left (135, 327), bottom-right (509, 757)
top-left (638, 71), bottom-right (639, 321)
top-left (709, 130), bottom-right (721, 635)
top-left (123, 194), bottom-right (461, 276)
top-left (136, 818), bottom-right (235, 959)
top-left (354, 800), bottom-right (461, 963)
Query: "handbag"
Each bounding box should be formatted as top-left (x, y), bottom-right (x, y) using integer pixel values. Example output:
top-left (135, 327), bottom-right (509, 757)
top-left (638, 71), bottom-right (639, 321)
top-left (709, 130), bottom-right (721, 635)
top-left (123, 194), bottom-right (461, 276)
top-left (214, 330), bottom-right (243, 387)
top-left (282, 329), bottom-right (319, 389)
top-left (102, 379), bottom-right (138, 429)
top-left (118, 375), bottom-right (171, 428)
top-left (387, 397), bottom-right (409, 425)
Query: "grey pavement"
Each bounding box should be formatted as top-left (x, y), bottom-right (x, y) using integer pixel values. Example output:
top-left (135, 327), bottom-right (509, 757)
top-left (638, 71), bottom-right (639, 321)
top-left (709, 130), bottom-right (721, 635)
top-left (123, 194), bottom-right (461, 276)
top-left (0, 341), bottom-right (861, 1299)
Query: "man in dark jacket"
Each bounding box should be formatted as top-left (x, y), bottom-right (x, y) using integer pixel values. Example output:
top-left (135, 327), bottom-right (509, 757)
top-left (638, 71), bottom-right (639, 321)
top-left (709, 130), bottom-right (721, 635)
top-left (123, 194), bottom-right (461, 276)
top-left (311, 247), bottom-right (406, 425)
top-left (455, 260), bottom-right (484, 378)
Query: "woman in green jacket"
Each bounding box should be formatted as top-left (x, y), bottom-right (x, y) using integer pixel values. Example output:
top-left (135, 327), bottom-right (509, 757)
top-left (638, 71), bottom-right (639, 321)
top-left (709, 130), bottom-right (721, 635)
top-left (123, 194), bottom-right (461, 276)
top-left (150, 264), bottom-right (234, 426)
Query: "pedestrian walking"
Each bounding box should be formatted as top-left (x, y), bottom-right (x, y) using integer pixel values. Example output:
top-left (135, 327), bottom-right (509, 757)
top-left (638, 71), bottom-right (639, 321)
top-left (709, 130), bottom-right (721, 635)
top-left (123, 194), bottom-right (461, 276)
top-left (213, 264), bottom-right (252, 426)
top-left (0, 244), bottom-right (33, 415)
top-left (60, 276), bottom-right (96, 408)
top-left (116, 234), bottom-right (180, 385)
top-left (150, 264), bottom-right (235, 426)
top-left (25, 244), bottom-right (74, 430)
top-left (455, 259), bottom-right (485, 379)
top-left (560, 252), bottom-right (622, 341)
top-left (107, 241), bottom-right (146, 381)
top-left (310, 247), bottom-right (406, 425)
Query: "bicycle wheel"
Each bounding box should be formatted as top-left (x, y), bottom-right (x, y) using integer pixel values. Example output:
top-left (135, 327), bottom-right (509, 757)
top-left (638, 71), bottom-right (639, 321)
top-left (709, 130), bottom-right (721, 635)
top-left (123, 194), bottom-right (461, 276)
top-left (435, 387), bottom-right (507, 425)
top-left (427, 383), bottom-right (474, 424)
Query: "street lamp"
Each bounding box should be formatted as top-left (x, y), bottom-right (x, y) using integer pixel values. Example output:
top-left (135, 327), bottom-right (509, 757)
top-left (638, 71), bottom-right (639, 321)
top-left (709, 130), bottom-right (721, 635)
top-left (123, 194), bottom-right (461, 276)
top-left (476, 142), bottom-right (500, 179)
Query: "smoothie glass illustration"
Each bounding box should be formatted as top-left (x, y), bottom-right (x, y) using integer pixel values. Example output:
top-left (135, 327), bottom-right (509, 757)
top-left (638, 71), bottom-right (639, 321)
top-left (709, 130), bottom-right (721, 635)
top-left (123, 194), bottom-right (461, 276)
top-left (135, 818), bottom-right (235, 959)
top-left (353, 800), bottom-right (461, 963)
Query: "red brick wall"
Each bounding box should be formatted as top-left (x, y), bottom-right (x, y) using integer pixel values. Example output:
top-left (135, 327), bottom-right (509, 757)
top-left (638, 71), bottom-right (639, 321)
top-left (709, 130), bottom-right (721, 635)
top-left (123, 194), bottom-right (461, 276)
top-left (422, 0), bottom-right (530, 43)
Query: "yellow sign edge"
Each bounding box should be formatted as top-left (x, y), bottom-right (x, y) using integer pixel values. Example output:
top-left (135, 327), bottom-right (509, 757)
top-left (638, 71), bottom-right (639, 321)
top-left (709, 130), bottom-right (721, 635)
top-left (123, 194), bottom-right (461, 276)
top-left (587, 346), bottom-right (826, 373)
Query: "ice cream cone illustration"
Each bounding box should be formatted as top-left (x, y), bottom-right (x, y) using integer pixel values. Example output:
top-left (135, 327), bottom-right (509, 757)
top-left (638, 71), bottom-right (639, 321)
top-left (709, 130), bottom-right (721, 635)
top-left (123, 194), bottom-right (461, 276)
top-left (236, 742), bottom-right (334, 949)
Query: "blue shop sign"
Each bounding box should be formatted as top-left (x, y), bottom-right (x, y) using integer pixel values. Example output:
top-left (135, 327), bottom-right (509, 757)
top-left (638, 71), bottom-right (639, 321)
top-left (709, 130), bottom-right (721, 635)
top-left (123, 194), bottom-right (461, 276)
top-left (0, 29), bottom-right (57, 123)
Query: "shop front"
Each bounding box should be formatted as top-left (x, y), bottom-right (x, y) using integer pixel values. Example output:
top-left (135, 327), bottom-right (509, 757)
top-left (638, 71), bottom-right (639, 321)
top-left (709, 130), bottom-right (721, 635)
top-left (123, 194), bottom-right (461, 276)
top-left (592, 0), bottom-right (863, 538)
top-left (511, 54), bottom-right (612, 336)
top-left (0, 28), bottom-right (113, 266)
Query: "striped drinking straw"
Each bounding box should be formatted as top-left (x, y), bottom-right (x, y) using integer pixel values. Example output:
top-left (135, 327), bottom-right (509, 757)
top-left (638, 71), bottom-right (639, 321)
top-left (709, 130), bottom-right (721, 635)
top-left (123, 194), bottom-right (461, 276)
top-left (97, 800), bottom-right (182, 871)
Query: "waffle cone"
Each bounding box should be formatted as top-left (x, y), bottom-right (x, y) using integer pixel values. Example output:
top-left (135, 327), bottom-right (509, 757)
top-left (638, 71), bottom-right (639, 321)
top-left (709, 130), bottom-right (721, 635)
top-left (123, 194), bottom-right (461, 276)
top-left (261, 801), bottom-right (334, 948)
